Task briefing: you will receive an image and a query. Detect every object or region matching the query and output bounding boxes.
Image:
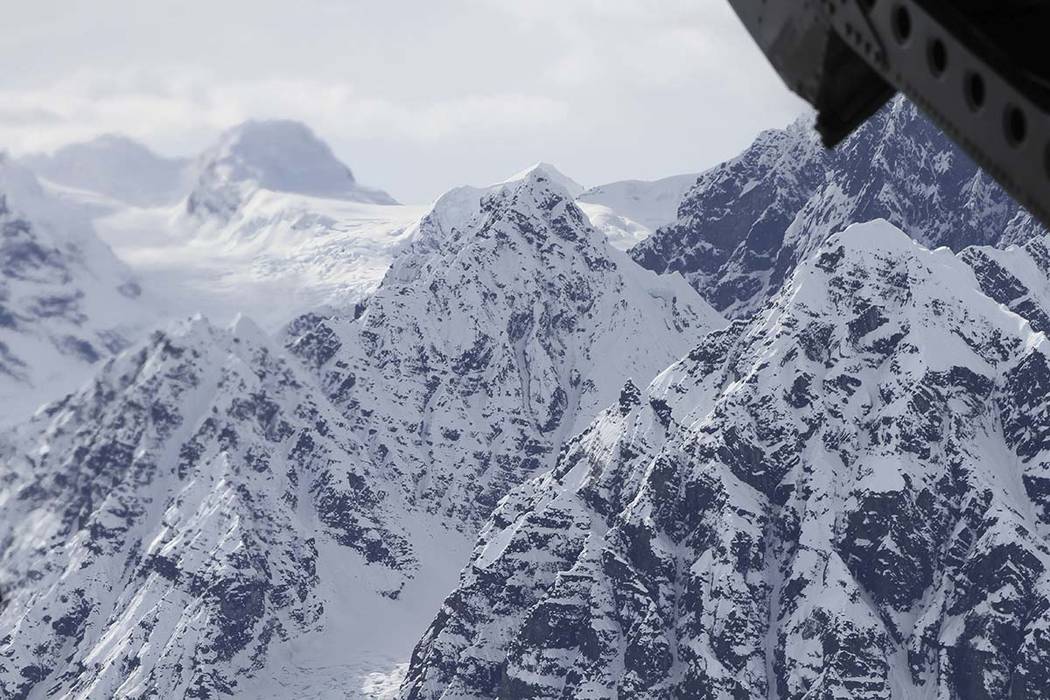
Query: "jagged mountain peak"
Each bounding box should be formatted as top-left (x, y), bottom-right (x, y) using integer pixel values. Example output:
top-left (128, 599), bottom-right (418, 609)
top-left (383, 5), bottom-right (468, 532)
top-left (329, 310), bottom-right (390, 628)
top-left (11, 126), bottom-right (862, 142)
top-left (186, 119), bottom-right (396, 219)
top-left (501, 161), bottom-right (585, 198)
top-left (403, 165), bottom-right (594, 265)
top-left (287, 161), bottom-right (723, 524)
top-left (483, 166), bottom-right (587, 226)
top-left (205, 119), bottom-right (358, 187)
top-left (770, 220), bottom-right (1033, 370)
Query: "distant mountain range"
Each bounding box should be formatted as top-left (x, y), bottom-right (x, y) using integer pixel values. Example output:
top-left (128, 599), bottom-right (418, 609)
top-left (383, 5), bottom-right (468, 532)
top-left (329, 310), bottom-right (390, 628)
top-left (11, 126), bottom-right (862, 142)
top-left (20, 134), bottom-right (191, 208)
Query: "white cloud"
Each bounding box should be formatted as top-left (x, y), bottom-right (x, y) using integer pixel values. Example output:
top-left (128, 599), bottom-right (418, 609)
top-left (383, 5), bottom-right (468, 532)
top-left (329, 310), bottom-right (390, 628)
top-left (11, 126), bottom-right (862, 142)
top-left (0, 68), bottom-right (570, 155)
top-left (479, 0), bottom-right (773, 94)
top-left (476, 0), bottom-right (716, 25)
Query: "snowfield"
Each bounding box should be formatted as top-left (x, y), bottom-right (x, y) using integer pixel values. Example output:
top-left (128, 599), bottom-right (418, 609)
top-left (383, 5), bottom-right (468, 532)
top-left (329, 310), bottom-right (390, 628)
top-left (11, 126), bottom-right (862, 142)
top-left (576, 172), bottom-right (698, 250)
top-left (93, 193), bottom-right (426, 330)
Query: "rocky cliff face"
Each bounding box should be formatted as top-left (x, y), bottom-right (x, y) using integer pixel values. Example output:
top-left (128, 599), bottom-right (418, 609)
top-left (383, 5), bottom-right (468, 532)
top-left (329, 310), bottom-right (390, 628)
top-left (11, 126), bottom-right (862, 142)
top-left (403, 220), bottom-right (1050, 699)
top-left (632, 98), bottom-right (1045, 318)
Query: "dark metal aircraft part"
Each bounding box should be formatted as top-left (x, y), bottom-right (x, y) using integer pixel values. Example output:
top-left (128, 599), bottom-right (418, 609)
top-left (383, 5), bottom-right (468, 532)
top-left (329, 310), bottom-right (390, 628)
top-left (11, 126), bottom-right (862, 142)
top-left (728, 0), bottom-right (1050, 228)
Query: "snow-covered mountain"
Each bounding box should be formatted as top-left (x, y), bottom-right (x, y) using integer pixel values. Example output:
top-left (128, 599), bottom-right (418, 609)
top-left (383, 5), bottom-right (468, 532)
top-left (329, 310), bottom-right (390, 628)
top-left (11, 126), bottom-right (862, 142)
top-left (9, 89), bottom-right (1050, 700)
top-left (403, 219), bottom-right (1050, 699)
top-left (19, 130), bottom-right (692, 331)
top-left (19, 135), bottom-right (191, 208)
top-left (0, 167), bottom-right (723, 698)
top-left (186, 120), bottom-right (397, 220)
top-left (0, 157), bottom-right (150, 425)
top-left (84, 122), bottom-right (422, 330)
top-left (286, 167), bottom-right (723, 527)
top-left (632, 97), bottom-right (1046, 318)
top-left (576, 173), bottom-right (698, 251)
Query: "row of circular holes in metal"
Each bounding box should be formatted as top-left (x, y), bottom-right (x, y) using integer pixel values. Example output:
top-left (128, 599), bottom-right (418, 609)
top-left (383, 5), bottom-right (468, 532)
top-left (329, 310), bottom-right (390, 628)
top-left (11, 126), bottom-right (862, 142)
top-left (890, 4), bottom-right (1050, 179)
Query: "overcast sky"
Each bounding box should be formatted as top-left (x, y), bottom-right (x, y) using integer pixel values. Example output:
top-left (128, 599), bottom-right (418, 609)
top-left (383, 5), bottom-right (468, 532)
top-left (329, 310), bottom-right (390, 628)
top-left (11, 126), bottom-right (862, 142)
top-left (0, 0), bottom-right (807, 203)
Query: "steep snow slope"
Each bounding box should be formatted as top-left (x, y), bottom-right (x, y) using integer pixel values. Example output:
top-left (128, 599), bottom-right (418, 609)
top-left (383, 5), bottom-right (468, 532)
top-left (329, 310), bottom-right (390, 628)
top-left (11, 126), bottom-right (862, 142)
top-left (404, 220), bottom-right (1050, 699)
top-left (20, 135), bottom-right (190, 207)
top-left (0, 157), bottom-right (150, 425)
top-left (961, 235), bottom-right (1050, 336)
top-left (632, 97), bottom-right (1046, 318)
top-left (0, 166), bottom-right (723, 699)
top-left (576, 173), bottom-right (698, 251)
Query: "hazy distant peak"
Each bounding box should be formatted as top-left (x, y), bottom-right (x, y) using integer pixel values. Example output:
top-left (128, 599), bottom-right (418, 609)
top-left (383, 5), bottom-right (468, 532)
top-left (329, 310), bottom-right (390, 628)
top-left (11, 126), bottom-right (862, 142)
top-left (19, 135), bottom-right (189, 207)
top-left (187, 119), bottom-right (397, 216)
top-left (210, 119), bottom-right (356, 180)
